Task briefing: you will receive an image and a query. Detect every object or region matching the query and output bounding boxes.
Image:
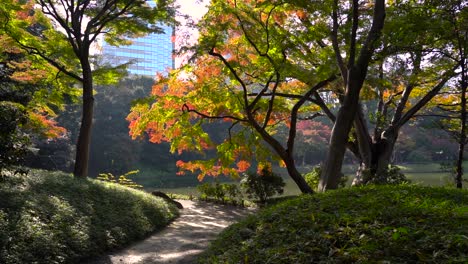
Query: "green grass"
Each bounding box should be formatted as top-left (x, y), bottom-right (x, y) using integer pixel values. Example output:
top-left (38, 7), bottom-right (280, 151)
top-left (199, 185), bottom-right (468, 263)
top-left (0, 169), bottom-right (179, 264)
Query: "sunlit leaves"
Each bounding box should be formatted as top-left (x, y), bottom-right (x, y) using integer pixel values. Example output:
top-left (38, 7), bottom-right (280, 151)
top-left (127, 0), bottom-right (344, 181)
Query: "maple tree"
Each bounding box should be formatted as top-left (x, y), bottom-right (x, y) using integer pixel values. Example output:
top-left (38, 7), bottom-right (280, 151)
top-left (128, 0), bottom-right (385, 192)
top-left (4, 0), bottom-right (175, 177)
top-left (0, 4), bottom-right (70, 170)
top-left (128, 0), bottom-right (350, 194)
top-left (129, 0), bottom-right (464, 192)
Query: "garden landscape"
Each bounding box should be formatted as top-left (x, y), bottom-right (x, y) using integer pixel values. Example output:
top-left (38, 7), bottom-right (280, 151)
top-left (1, 0), bottom-right (467, 263)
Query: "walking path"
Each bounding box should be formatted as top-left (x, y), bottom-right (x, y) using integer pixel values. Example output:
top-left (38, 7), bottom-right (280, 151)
top-left (87, 200), bottom-right (255, 264)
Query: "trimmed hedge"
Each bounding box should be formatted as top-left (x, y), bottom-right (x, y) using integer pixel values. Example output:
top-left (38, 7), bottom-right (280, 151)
top-left (0, 170), bottom-right (179, 263)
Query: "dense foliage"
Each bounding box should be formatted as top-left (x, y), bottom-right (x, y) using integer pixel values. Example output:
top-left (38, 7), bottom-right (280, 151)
top-left (199, 185), bottom-right (468, 263)
top-left (0, 170), bottom-right (179, 263)
top-left (197, 181), bottom-right (241, 204)
top-left (240, 167), bottom-right (286, 203)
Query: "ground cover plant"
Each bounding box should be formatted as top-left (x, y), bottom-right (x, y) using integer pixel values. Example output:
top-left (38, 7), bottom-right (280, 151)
top-left (0, 170), bottom-right (179, 264)
top-left (199, 185), bottom-right (468, 263)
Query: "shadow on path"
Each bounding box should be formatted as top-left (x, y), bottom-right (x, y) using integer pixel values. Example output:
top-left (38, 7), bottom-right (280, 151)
top-left (86, 200), bottom-right (255, 264)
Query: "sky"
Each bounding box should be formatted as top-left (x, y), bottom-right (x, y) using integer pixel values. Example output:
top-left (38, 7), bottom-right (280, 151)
top-left (177, 0), bottom-right (208, 20)
top-left (174, 0), bottom-right (208, 66)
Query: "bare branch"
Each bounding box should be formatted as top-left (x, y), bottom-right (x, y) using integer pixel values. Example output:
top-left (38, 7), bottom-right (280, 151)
top-left (331, 0), bottom-right (347, 83)
top-left (287, 75), bottom-right (336, 155)
top-left (262, 72), bottom-right (281, 129)
top-left (348, 0), bottom-right (359, 69)
top-left (182, 103), bottom-right (247, 122)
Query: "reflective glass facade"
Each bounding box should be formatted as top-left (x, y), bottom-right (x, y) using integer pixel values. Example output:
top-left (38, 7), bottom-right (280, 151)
top-left (101, 25), bottom-right (174, 77)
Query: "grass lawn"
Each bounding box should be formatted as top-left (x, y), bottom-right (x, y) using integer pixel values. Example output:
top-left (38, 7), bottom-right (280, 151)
top-left (0, 169), bottom-right (179, 264)
top-left (198, 185), bottom-right (468, 263)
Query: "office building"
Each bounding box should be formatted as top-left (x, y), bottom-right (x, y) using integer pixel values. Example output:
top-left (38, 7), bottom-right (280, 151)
top-left (100, 24), bottom-right (175, 77)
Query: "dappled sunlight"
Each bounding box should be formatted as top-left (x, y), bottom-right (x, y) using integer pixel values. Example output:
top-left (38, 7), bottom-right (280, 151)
top-left (87, 200), bottom-right (256, 264)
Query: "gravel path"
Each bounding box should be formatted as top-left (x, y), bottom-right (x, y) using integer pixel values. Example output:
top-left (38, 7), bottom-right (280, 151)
top-left (87, 200), bottom-right (254, 264)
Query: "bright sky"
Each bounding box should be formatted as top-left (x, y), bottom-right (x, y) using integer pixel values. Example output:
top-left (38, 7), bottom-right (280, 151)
top-left (177, 0), bottom-right (208, 20)
top-left (174, 0), bottom-right (208, 67)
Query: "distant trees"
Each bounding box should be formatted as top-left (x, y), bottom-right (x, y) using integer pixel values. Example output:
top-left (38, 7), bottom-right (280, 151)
top-left (5, 0), bottom-right (175, 177)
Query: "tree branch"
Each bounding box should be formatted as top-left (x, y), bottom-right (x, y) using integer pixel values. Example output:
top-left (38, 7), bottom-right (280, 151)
top-left (182, 103), bottom-right (247, 122)
top-left (331, 0), bottom-right (347, 83)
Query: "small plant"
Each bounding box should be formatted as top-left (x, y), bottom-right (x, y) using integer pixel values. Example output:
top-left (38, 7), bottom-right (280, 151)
top-left (197, 181), bottom-right (241, 204)
top-left (362, 165), bottom-right (410, 185)
top-left (240, 165), bottom-right (285, 204)
top-left (303, 165), bottom-right (347, 191)
top-left (97, 170), bottom-right (143, 189)
top-left (197, 182), bottom-right (216, 201)
top-left (223, 183), bottom-right (242, 204)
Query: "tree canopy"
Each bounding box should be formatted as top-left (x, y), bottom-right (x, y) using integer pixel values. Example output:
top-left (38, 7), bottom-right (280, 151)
top-left (4, 0), bottom-right (176, 177)
top-left (128, 0), bottom-right (467, 191)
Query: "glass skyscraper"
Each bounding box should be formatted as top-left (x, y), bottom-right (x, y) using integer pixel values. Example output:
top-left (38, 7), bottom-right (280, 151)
top-left (101, 24), bottom-right (175, 77)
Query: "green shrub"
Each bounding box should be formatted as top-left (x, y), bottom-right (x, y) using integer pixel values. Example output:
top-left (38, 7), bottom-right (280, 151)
top-left (0, 102), bottom-right (29, 173)
top-left (0, 170), bottom-right (178, 264)
top-left (303, 165), bottom-right (347, 191)
top-left (199, 185), bottom-right (468, 263)
top-left (240, 166), bottom-right (285, 204)
top-left (197, 181), bottom-right (241, 204)
top-left (363, 165), bottom-right (410, 185)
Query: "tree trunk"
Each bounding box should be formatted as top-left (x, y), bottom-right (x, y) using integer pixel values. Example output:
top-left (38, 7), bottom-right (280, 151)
top-left (455, 60), bottom-right (467, 188)
top-left (375, 130), bottom-right (397, 175)
top-left (319, 68), bottom-right (362, 191)
top-left (351, 128), bottom-right (398, 185)
top-left (319, 0), bottom-right (385, 191)
top-left (283, 156), bottom-right (314, 194)
top-left (455, 139), bottom-right (465, 189)
top-left (73, 59), bottom-right (94, 178)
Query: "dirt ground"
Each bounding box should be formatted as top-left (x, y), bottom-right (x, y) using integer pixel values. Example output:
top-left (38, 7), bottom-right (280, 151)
top-left (86, 200), bottom-right (255, 264)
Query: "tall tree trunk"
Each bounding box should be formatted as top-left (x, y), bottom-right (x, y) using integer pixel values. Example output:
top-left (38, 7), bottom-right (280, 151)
top-left (352, 104), bottom-right (374, 185)
top-left (319, 0), bottom-right (385, 191)
top-left (73, 59), bottom-right (94, 178)
top-left (455, 60), bottom-right (467, 188)
top-left (320, 68), bottom-right (363, 190)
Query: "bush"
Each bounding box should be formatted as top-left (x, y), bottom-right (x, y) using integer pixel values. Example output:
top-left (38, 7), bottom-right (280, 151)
top-left (0, 170), bottom-right (178, 263)
top-left (199, 185), bottom-right (468, 263)
top-left (363, 165), bottom-right (410, 185)
top-left (240, 166), bottom-right (285, 204)
top-left (303, 165), bottom-right (347, 191)
top-left (197, 181), bottom-right (241, 204)
top-left (0, 102), bottom-right (29, 172)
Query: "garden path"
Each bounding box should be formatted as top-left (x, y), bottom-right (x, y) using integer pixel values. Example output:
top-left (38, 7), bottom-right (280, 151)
top-left (87, 200), bottom-right (254, 264)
